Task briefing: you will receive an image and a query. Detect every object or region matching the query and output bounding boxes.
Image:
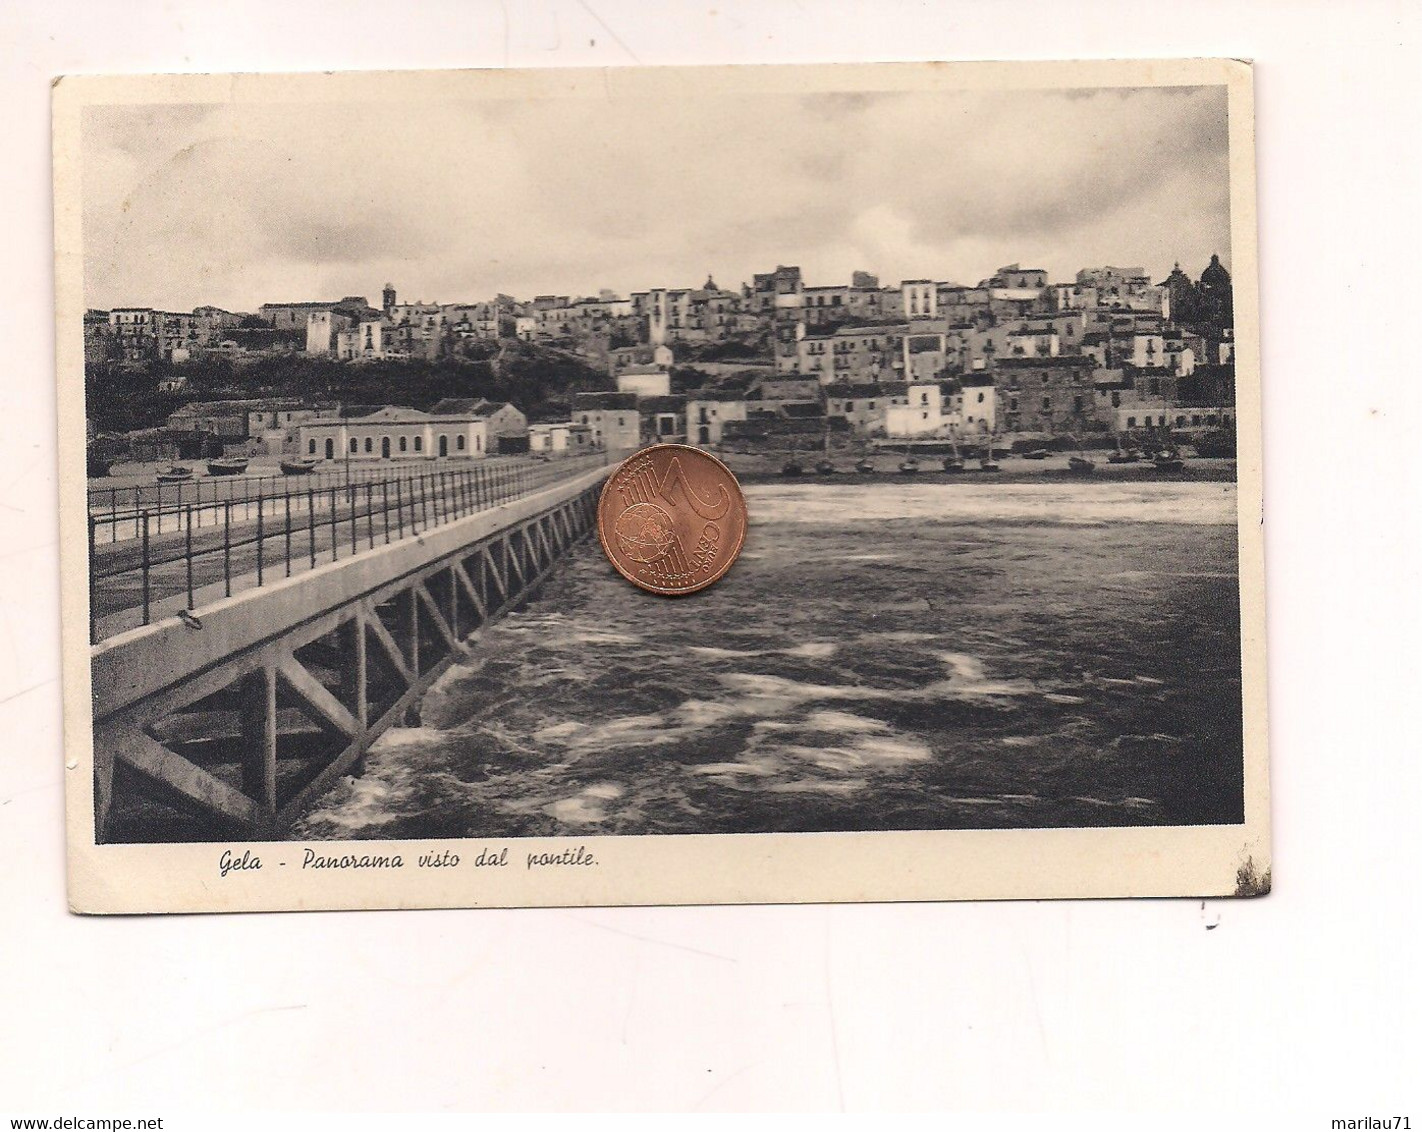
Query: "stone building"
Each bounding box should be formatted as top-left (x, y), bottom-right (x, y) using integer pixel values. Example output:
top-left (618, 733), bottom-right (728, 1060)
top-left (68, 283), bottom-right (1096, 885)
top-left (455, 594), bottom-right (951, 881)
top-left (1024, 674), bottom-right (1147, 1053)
top-left (994, 356), bottom-right (1105, 435)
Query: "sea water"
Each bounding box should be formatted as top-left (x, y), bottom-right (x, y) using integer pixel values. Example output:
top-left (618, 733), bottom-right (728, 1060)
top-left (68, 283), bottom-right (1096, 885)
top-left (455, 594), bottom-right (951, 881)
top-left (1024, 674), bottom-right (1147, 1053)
top-left (294, 481), bottom-right (1244, 839)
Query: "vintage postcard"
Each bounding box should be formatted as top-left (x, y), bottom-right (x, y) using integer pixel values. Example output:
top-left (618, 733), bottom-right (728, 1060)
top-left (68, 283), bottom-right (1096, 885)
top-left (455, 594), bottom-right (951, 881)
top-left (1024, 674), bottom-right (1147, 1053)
top-left (56, 59), bottom-right (1269, 914)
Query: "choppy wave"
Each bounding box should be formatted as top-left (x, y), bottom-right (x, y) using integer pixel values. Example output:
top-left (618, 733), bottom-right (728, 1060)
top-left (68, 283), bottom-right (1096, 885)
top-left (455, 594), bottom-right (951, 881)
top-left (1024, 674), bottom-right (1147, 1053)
top-left (296, 482), bottom-right (1245, 839)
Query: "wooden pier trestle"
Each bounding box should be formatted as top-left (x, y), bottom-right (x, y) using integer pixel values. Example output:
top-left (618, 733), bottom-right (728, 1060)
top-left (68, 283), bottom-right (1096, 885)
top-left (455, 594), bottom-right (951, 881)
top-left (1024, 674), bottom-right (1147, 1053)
top-left (90, 473), bottom-right (605, 843)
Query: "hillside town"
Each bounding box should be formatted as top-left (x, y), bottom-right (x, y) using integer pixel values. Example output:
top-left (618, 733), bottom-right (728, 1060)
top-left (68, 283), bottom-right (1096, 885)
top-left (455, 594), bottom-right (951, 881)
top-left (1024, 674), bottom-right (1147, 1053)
top-left (84, 257), bottom-right (1237, 468)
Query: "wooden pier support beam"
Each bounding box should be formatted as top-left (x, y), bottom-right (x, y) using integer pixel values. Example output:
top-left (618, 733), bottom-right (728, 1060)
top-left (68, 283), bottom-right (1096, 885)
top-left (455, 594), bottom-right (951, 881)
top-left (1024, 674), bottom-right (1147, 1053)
top-left (238, 665), bottom-right (278, 831)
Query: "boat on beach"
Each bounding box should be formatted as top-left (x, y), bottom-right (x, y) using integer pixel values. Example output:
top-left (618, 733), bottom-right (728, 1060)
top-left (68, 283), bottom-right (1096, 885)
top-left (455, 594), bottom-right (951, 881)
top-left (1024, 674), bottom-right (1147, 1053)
top-left (157, 465), bottom-right (194, 483)
top-left (1067, 436), bottom-right (1096, 475)
top-left (942, 429), bottom-right (965, 473)
top-left (780, 445), bottom-right (804, 476)
top-left (1153, 448), bottom-right (1185, 473)
top-left (280, 457), bottom-right (321, 475)
top-left (207, 456), bottom-right (250, 476)
top-left (1022, 448), bottom-right (1050, 460)
top-left (977, 428), bottom-right (1001, 472)
top-left (897, 442), bottom-right (920, 474)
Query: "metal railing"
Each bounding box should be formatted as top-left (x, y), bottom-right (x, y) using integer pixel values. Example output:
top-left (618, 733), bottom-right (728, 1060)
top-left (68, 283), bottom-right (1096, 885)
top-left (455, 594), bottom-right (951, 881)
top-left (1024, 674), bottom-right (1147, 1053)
top-left (88, 451), bottom-right (613, 642)
top-left (88, 460), bottom-right (502, 522)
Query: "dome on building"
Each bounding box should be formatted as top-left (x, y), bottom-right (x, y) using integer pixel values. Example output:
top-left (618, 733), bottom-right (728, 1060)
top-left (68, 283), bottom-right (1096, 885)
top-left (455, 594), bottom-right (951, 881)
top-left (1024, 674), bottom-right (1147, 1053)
top-left (1200, 254), bottom-right (1231, 289)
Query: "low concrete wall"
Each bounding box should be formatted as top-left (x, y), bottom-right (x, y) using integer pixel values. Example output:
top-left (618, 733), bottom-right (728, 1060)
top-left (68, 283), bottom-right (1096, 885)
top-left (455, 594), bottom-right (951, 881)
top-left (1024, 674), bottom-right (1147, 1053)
top-left (92, 466), bottom-right (608, 720)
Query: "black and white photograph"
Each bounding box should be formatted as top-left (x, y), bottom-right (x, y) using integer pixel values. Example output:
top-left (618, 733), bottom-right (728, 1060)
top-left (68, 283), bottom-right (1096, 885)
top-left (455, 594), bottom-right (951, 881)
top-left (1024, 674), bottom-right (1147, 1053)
top-left (57, 59), bottom-right (1268, 912)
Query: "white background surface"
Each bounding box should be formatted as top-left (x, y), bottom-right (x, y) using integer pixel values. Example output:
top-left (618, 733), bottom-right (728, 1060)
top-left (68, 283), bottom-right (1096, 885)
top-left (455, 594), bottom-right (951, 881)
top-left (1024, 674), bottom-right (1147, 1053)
top-left (1, 0), bottom-right (1418, 1117)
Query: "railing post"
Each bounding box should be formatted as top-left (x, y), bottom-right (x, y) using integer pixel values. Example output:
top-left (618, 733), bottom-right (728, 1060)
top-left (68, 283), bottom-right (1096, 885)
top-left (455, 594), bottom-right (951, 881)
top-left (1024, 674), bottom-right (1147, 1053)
top-left (284, 493), bottom-right (293, 577)
top-left (256, 492), bottom-right (265, 588)
top-left (366, 482), bottom-right (375, 549)
top-left (223, 501), bottom-right (232, 598)
top-left (307, 486), bottom-right (317, 570)
top-left (140, 511), bottom-right (151, 624)
top-left (329, 487), bottom-right (338, 562)
top-left (350, 484), bottom-right (358, 556)
top-left (396, 477), bottom-right (405, 537)
top-left (383, 480), bottom-right (391, 544)
top-left (185, 506), bottom-right (194, 608)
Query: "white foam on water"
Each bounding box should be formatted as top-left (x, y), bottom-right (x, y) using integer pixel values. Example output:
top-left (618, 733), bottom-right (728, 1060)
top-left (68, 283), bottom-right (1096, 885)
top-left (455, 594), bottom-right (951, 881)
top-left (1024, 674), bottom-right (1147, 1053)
top-left (937, 652), bottom-right (987, 681)
top-left (718, 671), bottom-right (875, 706)
top-left (562, 713), bottom-right (672, 751)
top-left (859, 734), bottom-right (933, 760)
top-left (533, 720), bottom-right (585, 742)
top-left (744, 482), bottom-right (1237, 526)
top-left (765, 779), bottom-right (867, 796)
top-left (688, 645), bottom-right (765, 659)
top-left (803, 709), bottom-right (890, 734)
top-left (369, 725), bottom-right (444, 750)
top-left (300, 772), bottom-right (407, 832)
top-left (693, 761), bottom-right (777, 777)
top-left (689, 641), bottom-right (837, 661)
top-left (559, 628), bottom-right (641, 647)
top-left (544, 795), bottom-right (608, 824)
top-left (932, 652), bottom-right (1037, 699)
top-left (1043, 692), bottom-right (1088, 705)
top-left (677, 699), bottom-right (743, 727)
top-left (782, 642), bottom-right (839, 659)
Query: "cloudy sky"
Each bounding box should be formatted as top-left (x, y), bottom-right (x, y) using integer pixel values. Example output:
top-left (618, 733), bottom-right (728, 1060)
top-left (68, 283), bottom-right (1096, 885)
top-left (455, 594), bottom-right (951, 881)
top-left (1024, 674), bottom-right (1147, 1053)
top-left (81, 83), bottom-right (1231, 312)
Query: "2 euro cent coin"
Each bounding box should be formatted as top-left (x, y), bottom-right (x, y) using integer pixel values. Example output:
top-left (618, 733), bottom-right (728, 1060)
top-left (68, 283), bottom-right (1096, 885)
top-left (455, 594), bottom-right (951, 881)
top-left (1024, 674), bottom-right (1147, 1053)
top-left (596, 444), bottom-right (748, 596)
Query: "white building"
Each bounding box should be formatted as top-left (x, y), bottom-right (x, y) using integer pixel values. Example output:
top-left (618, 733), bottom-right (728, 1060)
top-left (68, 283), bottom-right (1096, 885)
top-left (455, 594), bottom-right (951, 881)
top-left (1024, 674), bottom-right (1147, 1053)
top-left (572, 392), bottom-right (640, 450)
top-left (883, 381), bottom-right (944, 438)
top-left (296, 406), bottom-right (491, 462)
top-left (901, 280), bottom-right (938, 320)
top-left (529, 423), bottom-right (571, 454)
top-left (616, 367), bottom-right (671, 398)
top-left (956, 378), bottom-right (997, 434)
top-left (530, 422), bottom-right (594, 455)
top-left (354, 320), bottom-right (384, 360)
top-left (684, 394), bottom-right (749, 446)
top-left (305, 311), bottom-right (332, 355)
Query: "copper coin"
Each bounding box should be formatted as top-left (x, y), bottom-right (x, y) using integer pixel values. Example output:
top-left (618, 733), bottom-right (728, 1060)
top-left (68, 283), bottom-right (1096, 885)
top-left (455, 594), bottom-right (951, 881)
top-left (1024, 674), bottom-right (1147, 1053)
top-left (596, 444), bottom-right (748, 596)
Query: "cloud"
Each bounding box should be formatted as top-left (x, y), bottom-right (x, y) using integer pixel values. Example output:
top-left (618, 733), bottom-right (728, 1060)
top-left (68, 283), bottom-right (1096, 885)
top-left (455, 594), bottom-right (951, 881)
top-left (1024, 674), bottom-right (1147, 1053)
top-left (81, 82), bottom-right (1231, 311)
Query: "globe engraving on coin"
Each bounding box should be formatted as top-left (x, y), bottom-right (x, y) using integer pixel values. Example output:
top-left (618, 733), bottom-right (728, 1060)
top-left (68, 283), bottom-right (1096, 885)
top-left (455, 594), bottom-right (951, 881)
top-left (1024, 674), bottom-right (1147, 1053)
top-left (596, 444), bottom-right (748, 595)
